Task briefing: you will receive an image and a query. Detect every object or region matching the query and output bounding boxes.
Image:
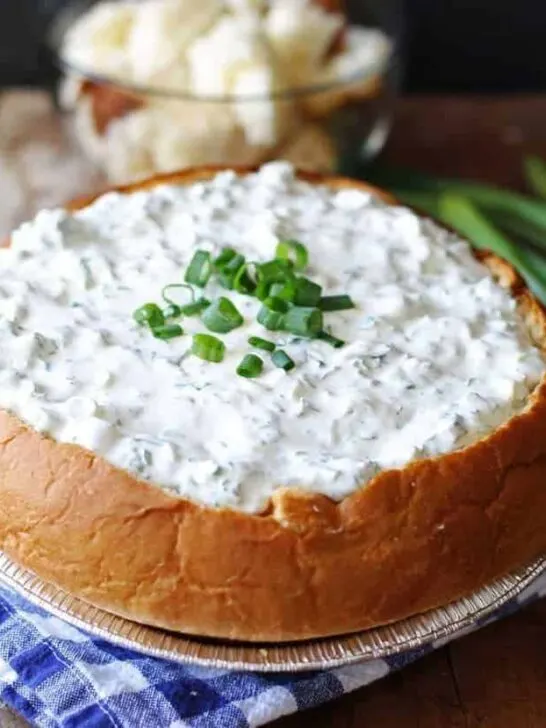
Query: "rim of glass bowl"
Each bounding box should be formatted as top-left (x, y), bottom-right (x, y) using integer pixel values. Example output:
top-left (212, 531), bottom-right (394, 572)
top-left (48, 0), bottom-right (396, 104)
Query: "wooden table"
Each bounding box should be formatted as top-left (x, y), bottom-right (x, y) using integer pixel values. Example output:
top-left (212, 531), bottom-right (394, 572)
top-left (1, 91), bottom-right (546, 728)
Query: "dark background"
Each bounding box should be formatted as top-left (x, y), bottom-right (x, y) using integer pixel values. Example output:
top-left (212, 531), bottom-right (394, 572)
top-left (0, 0), bottom-right (545, 92)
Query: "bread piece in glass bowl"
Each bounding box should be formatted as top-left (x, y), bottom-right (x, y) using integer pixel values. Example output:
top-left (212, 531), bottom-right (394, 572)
top-left (51, 0), bottom-right (402, 184)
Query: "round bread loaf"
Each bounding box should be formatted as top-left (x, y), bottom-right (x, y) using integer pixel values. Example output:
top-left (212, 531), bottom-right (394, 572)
top-left (1, 167), bottom-right (545, 642)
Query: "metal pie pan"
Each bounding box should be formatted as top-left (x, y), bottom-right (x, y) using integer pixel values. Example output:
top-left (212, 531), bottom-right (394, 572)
top-left (0, 551), bottom-right (544, 672)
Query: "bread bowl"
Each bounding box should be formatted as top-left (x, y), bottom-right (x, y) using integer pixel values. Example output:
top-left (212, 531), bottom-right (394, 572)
top-left (1, 163), bottom-right (546, 643)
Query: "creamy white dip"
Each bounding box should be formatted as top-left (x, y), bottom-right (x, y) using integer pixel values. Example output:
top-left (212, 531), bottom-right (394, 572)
top-left (5, 163), bottom-right (545, 512)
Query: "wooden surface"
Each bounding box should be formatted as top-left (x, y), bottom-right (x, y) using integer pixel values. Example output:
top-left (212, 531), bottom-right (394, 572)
top-left (385, 95), bottom-right (546, 189)
top-left (1, 91), bottom-right (546, 728)
top-left (0, 91), bottom-right (103, 238)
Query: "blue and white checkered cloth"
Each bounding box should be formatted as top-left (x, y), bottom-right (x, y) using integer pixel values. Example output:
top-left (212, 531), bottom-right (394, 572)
top-left (0, 572), bottom-right (545, 728)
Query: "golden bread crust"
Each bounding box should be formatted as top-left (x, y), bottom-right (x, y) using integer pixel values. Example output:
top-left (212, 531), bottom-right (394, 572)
top-left (1, 167), bottom-right (545, 642)
top-left (80, 80), bottom-right (143, 135)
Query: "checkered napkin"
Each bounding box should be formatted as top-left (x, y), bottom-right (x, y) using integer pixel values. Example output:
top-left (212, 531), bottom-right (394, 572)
top-left (0, 574), bottom-right (545, 728)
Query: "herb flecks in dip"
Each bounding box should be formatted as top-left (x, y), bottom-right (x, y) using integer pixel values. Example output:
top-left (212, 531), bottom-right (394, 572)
top-left (5, 163), bottom-right (545, 512)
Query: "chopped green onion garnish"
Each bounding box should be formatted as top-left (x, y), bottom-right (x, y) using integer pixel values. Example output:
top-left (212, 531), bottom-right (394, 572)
top-left (272, 350), bottom-right (295, 372)
top-left (283, 307), bottom-right (323, 337)
top-left (237, 354), bottom-right (264, 379)
top-left (257, 305), bottom-right (285, 331)
top-left (248, 336), bottom-right (276, 353)
top-left (163, 303), bottom-right (182, 319)
top-left (152, 324), bottom-right (184, 340)
top-left (214, 247), bottom-right (237, 269)
top-left (258, 259), bottom-right (294, 284)
top-left (135, 236), bottom-right (356, 354)
top-left (233, 262), bottom-right (257, 295)
top-left (223, 253), bottom-right (245, 271)
top-left (180, 298), bottom-right (210, 316)
top-left (262, 296), bottom-right (289, 314)
top-left (192, 334), bottom-right (225, 363)
top-left (133, 303), bottom-right (165, 328)
top-left (318, 331), bottom-right (345, 348)
top-left (276, 239), bottom-right (309, 271)
top-left (270, 279), bottom-right (296, 302)
top-left (257, 293), bottom-right (287, 330)
top-left (218, 253), bottom-right (246, 289)
top-left (162, 283), bottom-right (194, 307)
top-left (255, 279), bottom-right (272, 301)
top-left (319, 295), bottom-right (356, 312)
top-left (293, 277), bottom-right (322, 307)
top-left (185, 250), bottom-right (212, 288)
top-left (202, 297), bottom-right (244, 333)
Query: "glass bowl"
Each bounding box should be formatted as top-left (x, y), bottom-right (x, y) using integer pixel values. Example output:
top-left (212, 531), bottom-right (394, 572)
top-left (50, 0), bottom-right (404, 184)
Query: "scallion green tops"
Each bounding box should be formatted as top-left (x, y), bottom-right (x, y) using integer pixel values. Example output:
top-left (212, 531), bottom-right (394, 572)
top-left (133, 238), bottom-right (356, 377)
top-left (185, 251), bottom-right (212, 288)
